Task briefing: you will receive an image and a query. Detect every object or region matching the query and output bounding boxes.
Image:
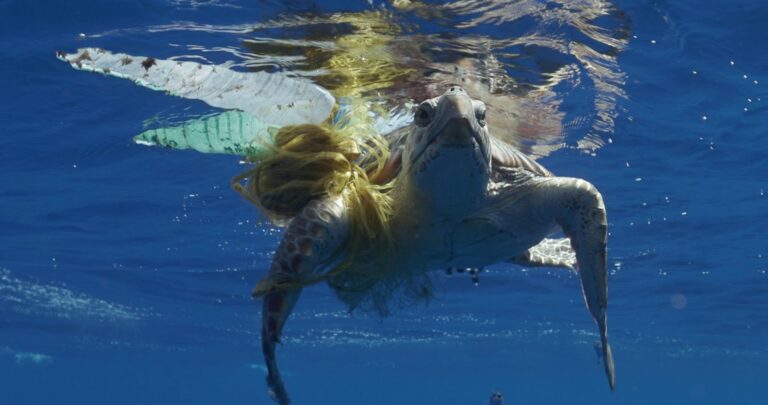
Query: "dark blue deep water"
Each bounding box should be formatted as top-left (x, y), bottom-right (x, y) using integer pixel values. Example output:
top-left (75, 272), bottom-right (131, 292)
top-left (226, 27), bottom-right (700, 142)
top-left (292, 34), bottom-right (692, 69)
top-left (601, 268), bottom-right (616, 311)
top-left (1, 1), bottom-right (766, 404)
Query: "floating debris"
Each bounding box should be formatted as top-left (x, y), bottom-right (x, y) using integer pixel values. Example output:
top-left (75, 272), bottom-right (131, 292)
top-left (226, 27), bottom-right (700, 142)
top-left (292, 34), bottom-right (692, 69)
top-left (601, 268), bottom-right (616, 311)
top-left (56, 48), bottom-right (334, 126)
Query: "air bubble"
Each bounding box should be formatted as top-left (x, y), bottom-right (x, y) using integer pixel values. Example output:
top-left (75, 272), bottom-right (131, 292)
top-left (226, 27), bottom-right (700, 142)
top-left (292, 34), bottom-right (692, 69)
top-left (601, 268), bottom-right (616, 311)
top-left (670, 294), bottom-right (687, 309)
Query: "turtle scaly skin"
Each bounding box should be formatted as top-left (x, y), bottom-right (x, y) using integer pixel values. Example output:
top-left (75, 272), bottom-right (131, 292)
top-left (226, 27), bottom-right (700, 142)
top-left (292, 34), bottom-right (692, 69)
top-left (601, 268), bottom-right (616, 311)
top-left (257, 87), bottom-right (615, 404)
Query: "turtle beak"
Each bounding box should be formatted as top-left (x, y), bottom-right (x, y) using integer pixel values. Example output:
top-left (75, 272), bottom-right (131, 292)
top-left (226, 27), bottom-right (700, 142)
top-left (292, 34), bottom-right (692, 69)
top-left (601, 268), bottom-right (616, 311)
top-left (430, 94), bottom-right (492, 168)
top-left (438, 95), bottom-right (476, 144)
top-left (441, 116), bottom-right (476, 146)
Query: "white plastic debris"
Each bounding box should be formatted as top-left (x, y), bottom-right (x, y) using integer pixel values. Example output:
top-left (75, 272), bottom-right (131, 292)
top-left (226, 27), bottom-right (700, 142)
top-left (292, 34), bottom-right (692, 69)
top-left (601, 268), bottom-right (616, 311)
top-left (56, 48), bottom-right (335, 126)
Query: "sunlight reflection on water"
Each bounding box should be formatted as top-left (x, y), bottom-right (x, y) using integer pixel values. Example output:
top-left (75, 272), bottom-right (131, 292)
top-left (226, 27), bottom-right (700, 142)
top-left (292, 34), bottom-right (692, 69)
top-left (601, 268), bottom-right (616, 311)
top-left (112, 0), bottom-right (630, 157)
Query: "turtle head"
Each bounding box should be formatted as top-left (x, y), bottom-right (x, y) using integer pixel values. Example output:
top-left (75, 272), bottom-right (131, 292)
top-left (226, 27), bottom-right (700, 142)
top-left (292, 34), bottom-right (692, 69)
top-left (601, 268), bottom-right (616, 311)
top-left (400, 87), bottom-right (492, 206)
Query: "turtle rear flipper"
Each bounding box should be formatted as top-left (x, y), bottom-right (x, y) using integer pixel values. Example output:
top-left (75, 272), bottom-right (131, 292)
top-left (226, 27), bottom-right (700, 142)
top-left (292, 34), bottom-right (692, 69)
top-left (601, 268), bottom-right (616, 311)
top-left (509, 237), bottom-right (576, 272)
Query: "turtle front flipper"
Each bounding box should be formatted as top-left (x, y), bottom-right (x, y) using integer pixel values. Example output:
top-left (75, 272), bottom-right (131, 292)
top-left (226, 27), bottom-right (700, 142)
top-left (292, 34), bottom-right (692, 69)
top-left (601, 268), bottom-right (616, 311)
top-left (253, 196), bottom-right (350, 404)
top-left (260, 290), bottom-right (299, 405)
top-left (547, 177), bottom-right (615, 390)
top-left (506, 175), bottom-right (615, 389)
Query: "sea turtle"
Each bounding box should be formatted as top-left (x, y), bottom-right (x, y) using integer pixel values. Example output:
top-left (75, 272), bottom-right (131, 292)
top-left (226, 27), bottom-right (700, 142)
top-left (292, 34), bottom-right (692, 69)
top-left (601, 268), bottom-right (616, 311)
top-left (57, 43), bottom-right (615, 404)
top-left (253, 86), bottom-right (615, 403)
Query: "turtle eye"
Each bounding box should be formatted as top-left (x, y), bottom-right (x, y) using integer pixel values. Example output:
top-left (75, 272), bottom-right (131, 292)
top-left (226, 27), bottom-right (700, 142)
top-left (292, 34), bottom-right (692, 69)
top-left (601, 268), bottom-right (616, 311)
top-left (414, 103), bottom-right (433, 127)
top-left (474, 103), bottom-right (487, 127)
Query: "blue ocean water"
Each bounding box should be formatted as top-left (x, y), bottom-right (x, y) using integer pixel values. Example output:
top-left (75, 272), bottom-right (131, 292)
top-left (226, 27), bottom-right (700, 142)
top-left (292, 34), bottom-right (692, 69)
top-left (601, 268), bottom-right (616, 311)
top-left (1, 0), bottom-right (766, 404)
